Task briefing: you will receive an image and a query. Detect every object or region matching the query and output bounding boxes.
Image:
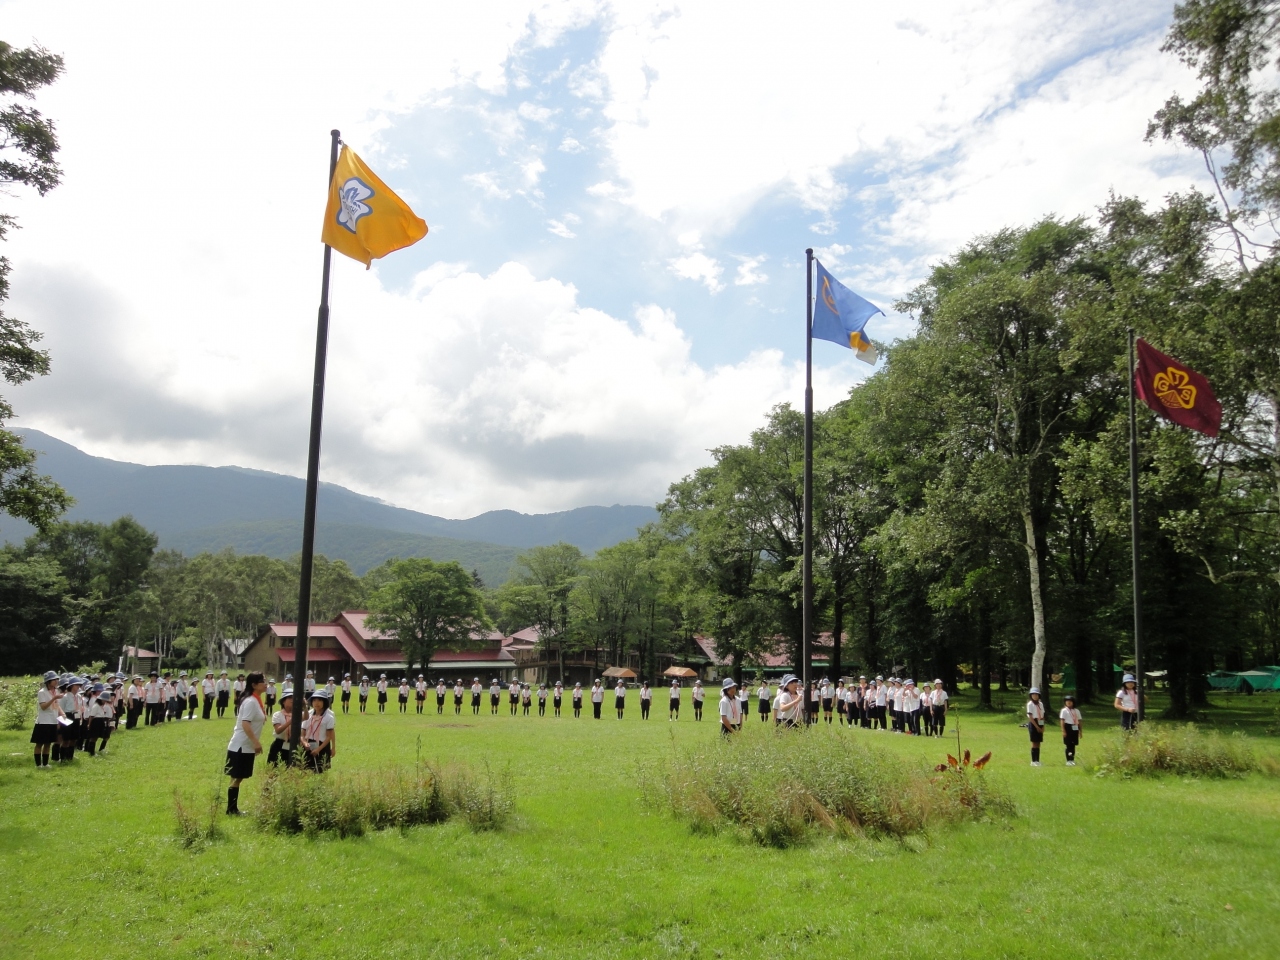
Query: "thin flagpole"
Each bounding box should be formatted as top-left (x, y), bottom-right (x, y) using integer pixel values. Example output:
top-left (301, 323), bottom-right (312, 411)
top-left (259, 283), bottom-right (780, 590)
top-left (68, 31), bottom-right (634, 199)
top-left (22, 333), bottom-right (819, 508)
top-left (802, 247), bottom-right (814, 719)
top-left (290, 128), bottom-right (341, 751)
top-left (1127, 328), bottom-right (1145, 722)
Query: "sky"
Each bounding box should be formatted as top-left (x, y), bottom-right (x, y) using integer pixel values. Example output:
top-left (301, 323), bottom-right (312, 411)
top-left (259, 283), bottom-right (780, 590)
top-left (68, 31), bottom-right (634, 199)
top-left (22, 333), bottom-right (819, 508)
top-left (1, 0), bottom-right (1209, 518)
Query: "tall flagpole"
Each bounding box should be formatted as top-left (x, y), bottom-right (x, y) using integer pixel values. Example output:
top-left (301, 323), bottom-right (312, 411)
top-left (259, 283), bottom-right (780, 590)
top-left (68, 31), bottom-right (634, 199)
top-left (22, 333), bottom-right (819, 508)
top-left (802, 248), bottom-right (815, 720)
top-left (1127, 328), bottom-right (1145, 721)
top-left (290, 128), bottom-right (341, 750)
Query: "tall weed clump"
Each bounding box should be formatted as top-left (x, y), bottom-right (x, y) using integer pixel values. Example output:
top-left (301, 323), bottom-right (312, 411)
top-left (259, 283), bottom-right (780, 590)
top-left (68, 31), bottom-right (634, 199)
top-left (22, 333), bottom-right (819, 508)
top-left (652, 727), bottom-right (1014, 848)
top-left (1095, 723), bottom-right (1262, 779)
top-left (173, 788), bottom-right (224, 849)
top-left (250, 761), bottom-right (511, 839)
top-left (0, 677), bottom-right (35, 730)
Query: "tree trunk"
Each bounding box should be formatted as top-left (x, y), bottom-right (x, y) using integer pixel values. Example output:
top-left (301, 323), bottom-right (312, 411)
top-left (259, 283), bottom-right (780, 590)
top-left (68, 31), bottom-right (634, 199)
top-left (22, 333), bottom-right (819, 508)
top-left (863, 592), bottom-right (878, 675)
top-left (1021, 507), bottom-right (1048, 694)
top-left (831, 592), bottom-right (844, 679)
top-left (978, 605), bottom-right (993, 708)
top-left (1073, 622), bottom-right (1095, 704)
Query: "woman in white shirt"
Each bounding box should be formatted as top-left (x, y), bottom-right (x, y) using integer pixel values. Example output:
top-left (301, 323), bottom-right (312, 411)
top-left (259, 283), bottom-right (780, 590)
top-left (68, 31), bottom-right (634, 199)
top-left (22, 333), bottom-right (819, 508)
top-left (1026, 687), bottom-right (1046, 767)
top-left (31, 671), bottom-right (62, 768)
top-left (590, 681), bottom-right (604, 720)
top-left (931, 680), bottom-right (949, 737)
top-left (1059, 693), bottom-right (1083, 766)
top-left (224, 672), bottom-right (267, 815)
top-left (1115, 674), bottom-right (1140, 730)
top-left (303, 690), bottom-right (337, 773)
top-left (773, 675), bottom-right (803, 728)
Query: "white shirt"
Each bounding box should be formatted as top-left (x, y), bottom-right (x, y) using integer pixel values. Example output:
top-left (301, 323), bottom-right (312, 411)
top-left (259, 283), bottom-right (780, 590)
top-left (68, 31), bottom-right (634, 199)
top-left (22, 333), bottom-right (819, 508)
top-left (453, 683), bottom-right (463, 697)
top-left (1026, 700), bottom-right (1045, 725)
top-left (416, 680), bottom-right (427, 695)
top-left (757, 685), bottom-right (770, 700)
top-left (614, 683), bottom-right (625, 699)
top-left (1116, 688), bottom-right (1139, 712)
top-left (774, 689), bottom-right (802, 722)
top-left (36, 688), bottom-right (61, 724)
top-left (227, 696), bottom-right (267, 754)
top-left (202, 678), bottom-right (216, 696)
top-left (874, 687), bottom-right (886, 707)
top-left (640, 687), bottom-right (651, 700)
top-left (360, 681), bottom-right (371, 695)
top-left (342, 679), bottom-right (352, 693)
top-left (436, 683), bottom-right (446, 696)
top-left (271, 709), bottom-right (290, 741)
top-left (719, 695), bottom-right (741, 725)
top-left (572, 687), bottom-right (582, 699)
top-left (932, 688), bottom-right (949, 707)
top-left (216, 678), bottom-right (231, 694)
top-left (143, 680), bottom-right (161, 704)
top-left (232, 679), bottom-right (245, 695)
top-left (692, 685), bottom-right (704, 702)
top-left (490, 683), bottom-right (500, 696)
top-left (400, 683), bottom-right (411, 697)
top-left (304, 709), bottom-right (336, 747)
top-left (377, 680), bottom-right (388, 694)
top-left (266, 681), bottom-right (276, 697)
top-left (591, 684), bottom-right (603, 702)
top-left (1060, 706), bottom-right (1081, 730)
top-left (471, 683), bottom-right (482, 695)
top-left (669, 685), bottom-right (680, 699)
top-left (303, 677), bottom-right (316, 694)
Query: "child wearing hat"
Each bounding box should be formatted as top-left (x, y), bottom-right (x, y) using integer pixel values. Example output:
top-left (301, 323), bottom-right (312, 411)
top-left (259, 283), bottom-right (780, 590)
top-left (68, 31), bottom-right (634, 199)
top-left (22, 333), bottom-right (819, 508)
top-left (757, 679), bottom-right (771, 722)
top-left (436, 678), bottom-right (446, 714)
top-left (1026, 687), bottom-right (1046, 767)
top-left (215, 671), bottom-right (231, 718)
top-left (31, 672), bottom-right (63, 767)
top-left (415, 675), bottom-right (427, 714)
top-left (614, 680), bottom-right (625, 719)
top-left (538, 682), bottom-right (548, 716)
top-left (186, 675), bottom-right (199, 720)
top-left (341, 674), bottom-right (352, 714)
top-left (1060, 694), bottom-right (1083, 766)
top-left (303, 691), bottom-right (337, 773)
top-left (224, 672), bottom-right (268, 815)
top-left (398, 678), bottom-right (410, 714)
top-left (668, 680), bottom-right (680, 721)
top-left (931, 680), bottom-right (948, 737)
top-left (553, 680), bottom-right (563, 717)
top-left (472, 678), bottom-right (484, 716)
top-left (572, 682), bottom-right (583, 718)
top-left (509, 679), bottom-right (520, 716)
top-left (489, 678), bottom-right (501, 715)
top-left (719, 678), bottom-right (741, 736)
top-left (232, 674), bottom-right (246, 713)
top-left (774, 675), bottom-right (803, 728)
top-left (737, 679), bottom-right (750, 722)
top-left (359, 675), bottom-right (371, 713)
top-left (452, 679), bottom-right (464, 715)
top-left (522, 683), bottom-right (532, 716)
top-left (268, 690), bottom-right (295, 767)
top-left (58, 677), bottom-right (83, 761)
top-left (692, 680), bottom-right (705, 721)
top-left (200, 671), bottom-right (216, 720)
top-left (639, 681), bottom-right (651, 720)
top-left (1115, 675), bottom-right (1141, 730)
top-left (590, 680), bottom-right (604, 719)
top-left (376, 674), bottom-right (389, 713)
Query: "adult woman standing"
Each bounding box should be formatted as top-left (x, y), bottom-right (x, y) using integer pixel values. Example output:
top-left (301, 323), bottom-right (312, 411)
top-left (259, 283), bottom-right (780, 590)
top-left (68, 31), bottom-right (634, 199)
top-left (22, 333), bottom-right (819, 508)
top-left (224, 672), bottom-right (267, 815)
top-left (302, 690), bottom-right (337, 773)
top-left (31, 671), bottom-right (62, 768)
top-left (773, 675), bottom-right (803, 728)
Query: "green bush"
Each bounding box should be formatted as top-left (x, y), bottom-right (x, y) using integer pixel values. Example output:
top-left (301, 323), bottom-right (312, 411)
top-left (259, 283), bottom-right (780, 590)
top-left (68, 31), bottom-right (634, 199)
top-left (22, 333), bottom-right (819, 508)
top-left (173, 788), bottom-right (224, 849)
top-left (1094, 723), bottom-right (1262, 779)
top-left (649, 726), bottom-right (1015, 848)
top-left (249, 761), bottom-right (509, 839)
top-left (0, 677), bottom-right (35, 731)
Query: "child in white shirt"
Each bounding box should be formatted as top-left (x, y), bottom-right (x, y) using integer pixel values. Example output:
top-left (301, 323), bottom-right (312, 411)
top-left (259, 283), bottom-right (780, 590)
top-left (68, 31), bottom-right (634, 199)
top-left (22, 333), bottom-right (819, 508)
top-left (1059, 693), bottom-right (1082, 766)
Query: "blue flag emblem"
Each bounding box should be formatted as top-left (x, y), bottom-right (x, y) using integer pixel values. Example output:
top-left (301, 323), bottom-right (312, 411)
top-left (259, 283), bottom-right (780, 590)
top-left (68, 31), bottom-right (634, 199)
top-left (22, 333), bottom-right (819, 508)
top-left (812, 259), bottom-right (882, 364)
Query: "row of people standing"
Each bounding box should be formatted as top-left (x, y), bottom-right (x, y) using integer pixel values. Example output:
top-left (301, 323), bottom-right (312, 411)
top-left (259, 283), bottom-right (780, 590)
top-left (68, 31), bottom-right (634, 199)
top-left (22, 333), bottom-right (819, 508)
top-left (29, 671), bottom-right (124, 766)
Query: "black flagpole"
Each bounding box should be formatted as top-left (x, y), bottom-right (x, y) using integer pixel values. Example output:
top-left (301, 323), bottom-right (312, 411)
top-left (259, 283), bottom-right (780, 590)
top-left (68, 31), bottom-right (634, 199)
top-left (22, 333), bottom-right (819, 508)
top-left (1127, 328), bottom-right (1145, 721)
top-left (290, 129), bottom-right (341, 750)
top-left (802, 248), bottom-right (814, 720)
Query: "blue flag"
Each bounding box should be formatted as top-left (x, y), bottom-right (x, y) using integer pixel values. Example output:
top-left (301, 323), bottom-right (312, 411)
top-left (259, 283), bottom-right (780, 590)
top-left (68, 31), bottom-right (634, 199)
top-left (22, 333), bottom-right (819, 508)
top-left (812, 259), bottom-right (882, 364)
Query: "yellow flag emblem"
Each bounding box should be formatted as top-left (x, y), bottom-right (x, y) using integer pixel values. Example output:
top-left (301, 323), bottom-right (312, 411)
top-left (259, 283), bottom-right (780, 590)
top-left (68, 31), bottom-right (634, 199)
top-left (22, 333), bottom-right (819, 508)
top-left (321, 145), bottom-right (427, 267)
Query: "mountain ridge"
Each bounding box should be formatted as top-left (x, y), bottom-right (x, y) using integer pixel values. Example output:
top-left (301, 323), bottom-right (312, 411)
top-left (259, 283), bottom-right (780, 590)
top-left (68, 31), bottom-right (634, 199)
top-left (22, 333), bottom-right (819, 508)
top-left (0, 430), bottom-right (659, 579)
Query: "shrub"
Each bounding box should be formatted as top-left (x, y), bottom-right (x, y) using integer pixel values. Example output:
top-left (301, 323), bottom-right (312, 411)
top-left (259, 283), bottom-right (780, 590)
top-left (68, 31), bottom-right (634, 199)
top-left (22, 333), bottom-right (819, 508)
top-left (650, 726), bottom-right (1014, 848)
top-left (0, 678), bottom-right (35, 730)
top-left (173, 788), bottom-right (224, 849)
top-left (1094, 723), bottom-right (1261, 779)
top-left (249, 760), bottom-right (511, 839)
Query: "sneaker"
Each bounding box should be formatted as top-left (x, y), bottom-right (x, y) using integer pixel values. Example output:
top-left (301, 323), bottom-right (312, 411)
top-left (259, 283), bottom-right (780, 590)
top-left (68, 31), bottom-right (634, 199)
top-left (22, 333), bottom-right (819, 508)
top-left (1031, 761), bottom-right (1041, 767)
top-left (1066, 760), bottom-right (1076, 766)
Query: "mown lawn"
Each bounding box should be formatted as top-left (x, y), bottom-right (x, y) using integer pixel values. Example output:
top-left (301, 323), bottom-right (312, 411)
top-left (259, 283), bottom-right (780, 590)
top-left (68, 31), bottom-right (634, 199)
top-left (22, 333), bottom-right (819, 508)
top-left (1, 689), bottom-right (1277, 960)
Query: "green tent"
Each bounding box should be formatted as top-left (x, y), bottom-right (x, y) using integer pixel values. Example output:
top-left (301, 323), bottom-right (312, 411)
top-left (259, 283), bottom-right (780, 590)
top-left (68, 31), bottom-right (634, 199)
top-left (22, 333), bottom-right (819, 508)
top-left (1206, 670), bottom-right (1248, 692)
top-left (1060, 663), bottom-right (1125, 692)
top-left (1234, 670), bottom-right (1280, 693)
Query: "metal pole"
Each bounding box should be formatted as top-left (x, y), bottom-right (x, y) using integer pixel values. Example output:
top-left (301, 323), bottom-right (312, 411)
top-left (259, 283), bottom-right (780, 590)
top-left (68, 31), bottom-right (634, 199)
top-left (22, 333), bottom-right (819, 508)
top-left (802, 248), bottom-right (814, 721)
top-left (1128, 328), bottom-right (1145, 722)
top-left (290, 129), bottom-right (341, 750)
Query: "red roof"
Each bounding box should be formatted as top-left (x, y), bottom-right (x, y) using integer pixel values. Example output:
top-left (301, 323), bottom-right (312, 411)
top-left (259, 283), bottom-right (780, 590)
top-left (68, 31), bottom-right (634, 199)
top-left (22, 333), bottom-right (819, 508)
top-left (693, 635), bottom-right (834, 668)
top-left (278, 648), bottom-right (345, 662)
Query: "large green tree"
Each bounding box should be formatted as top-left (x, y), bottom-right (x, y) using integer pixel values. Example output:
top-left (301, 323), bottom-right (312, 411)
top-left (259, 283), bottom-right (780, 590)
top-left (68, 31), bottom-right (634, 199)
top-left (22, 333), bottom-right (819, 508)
top-left (367, 558), bottom-right (490, 673)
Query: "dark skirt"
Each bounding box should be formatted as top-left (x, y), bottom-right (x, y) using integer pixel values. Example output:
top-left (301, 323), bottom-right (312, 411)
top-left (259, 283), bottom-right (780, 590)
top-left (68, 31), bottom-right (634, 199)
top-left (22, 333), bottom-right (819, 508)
top-left (225, 749), bottom-right (256, 779)
top-left (759, 700), bottom-right (771, 714)
top-left (615, 696), bottom-right (625, 709)
top-left (30, 723), bottom-right (59, 745)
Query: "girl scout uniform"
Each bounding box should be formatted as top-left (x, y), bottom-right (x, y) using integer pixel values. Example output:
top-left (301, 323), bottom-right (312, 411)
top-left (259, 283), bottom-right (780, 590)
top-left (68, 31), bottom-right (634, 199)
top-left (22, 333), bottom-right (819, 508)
top-left (436, 680), bottom-right (446, 714)
top-left (201, 673), bottom-right (216, 719)
top-left (224, 691), bottom-right (267, 814)
top-left (639, 682), bottom-right (651, 719)
top-left (572, 683), bottom-right (583, 718)
top-left (490, 680), bottom-right (501, 715)
top-left (538, 684), bottom-right (548, 716)
top-left (669, 681), bottom-right (680, 720)
top-left (31, 672), bottom-right (62, 767)
top-left (1026, 690), bottom-right (1046, 766)
top-left (1060, 698), bottom-right (1082, 766)
top-left (553, 681), bottom-right (563, 716)
top-left (452, 681), bottom-right (464, 714)
top-left (757, 682), bottom-right (771, 721)
top-left (590, 682), bottom-right (604, 719)
top-left (1115, 676), bottom-right (1140, 730)
top-left (359, 677), bottom-right (371, 713)
top-left (614, 681), bottom-right (626, 719)
top-left (303, 694), bottom-right (336, 773)
top-left (340, 675), bottom-right (352, 713)
top-left (376, 676), bottom-right (389, 713)
top-left (719, 680), bottom-right (741, 736)
top-left (692, 681), bottom-right (705, 721)
top-left (268, 693), bottom-right (294, 767)
top-left (398, 680), bottom-right (410, 713)
top-left (215, 673), bottom-right (231, 718)
top-left (415, 677), bottom-right (427, 714)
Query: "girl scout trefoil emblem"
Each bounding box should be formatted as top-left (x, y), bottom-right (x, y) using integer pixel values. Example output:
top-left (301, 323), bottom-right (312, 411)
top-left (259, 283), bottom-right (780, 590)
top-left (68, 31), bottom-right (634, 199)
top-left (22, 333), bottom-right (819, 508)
top-left (336, 177), bottom-right (374, 232)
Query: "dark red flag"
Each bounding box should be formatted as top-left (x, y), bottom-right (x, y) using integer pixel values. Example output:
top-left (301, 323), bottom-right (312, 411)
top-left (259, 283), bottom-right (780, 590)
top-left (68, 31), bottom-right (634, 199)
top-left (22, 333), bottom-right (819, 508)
top-left (1134, 338), bottom-right (1221, 438)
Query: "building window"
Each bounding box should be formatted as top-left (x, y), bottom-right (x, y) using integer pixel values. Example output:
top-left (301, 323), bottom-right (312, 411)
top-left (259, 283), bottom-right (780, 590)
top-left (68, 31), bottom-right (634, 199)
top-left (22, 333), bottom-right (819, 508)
top-left (282, 638), bottom-right (294, 648)
top-left (269, 636), bottom-right (275, 649)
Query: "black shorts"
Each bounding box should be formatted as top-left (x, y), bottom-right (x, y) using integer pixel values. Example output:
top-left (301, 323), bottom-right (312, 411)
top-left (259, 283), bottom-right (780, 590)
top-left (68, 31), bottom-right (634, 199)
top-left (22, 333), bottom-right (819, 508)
top-left (615, 697), bottom-right (625, 709)
top-left (1028, 725), bottom-right (1044, 743)
top-left (472, 694), bottom-right (482, 705)
top-left (554, 697), bottom-right (562, 706)
top-left (377, 693), bottom-right (388, 703)
top-left (822, 699), bottom-right (833, 711)
top-left (225, 749), bottom-right (256, 779)
top-left (416, 692), bottom-right (425, 701)
top-left (491, 695), bottom-right (500, 705)
top-left (437, 695), bottom-right (445, 704)
top-left (30, 723), bottom-right (58, 745)
top-left (670, 699), bottom-right (680, 710)
top-left (341, 692), bottom-right (351, 702)
top-left (399, 695), bottom-right (409, 703)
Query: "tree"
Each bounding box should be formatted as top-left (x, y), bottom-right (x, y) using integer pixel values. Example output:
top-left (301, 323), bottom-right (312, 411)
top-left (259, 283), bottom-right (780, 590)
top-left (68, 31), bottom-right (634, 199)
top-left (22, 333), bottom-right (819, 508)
top-left (366, 558), bottom-right (490, 673)
top-left (0, 547), bottom-right (67, 672)
top-left (499, 542), bottom-right (584, 682)
top-left (0, 42), bottom-right (70, 531)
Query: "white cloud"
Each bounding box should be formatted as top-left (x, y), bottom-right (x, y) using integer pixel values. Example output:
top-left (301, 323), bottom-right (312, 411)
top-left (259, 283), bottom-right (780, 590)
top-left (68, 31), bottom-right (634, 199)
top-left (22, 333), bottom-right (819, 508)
top-left (668, 252), bottom-right (725, 294)
top-left (547, 219), bottom-right (577, 238)
top-left (733, 255), bottom-right (768, 286)
top-left (464, 171), bottom-right (511, 199)
top-left (518, 102), bottom-right (555, 123)
top-left (586, 179), bottom-right (622, 197)
top-left (559, 136), bottom-right (585, 153)
top-left (11, 262), bottom-right (857, 515)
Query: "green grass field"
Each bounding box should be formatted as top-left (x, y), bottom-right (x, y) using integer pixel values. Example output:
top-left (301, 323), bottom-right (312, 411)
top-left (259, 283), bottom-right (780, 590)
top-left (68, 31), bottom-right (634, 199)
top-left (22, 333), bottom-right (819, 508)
top-left (2, 690), bottom-right (1278, 960)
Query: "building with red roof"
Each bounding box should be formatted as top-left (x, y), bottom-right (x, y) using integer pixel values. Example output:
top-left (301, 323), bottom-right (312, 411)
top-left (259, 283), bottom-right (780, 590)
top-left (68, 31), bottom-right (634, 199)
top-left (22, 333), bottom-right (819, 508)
top-left (242, 611), bottom-right (516, 681)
